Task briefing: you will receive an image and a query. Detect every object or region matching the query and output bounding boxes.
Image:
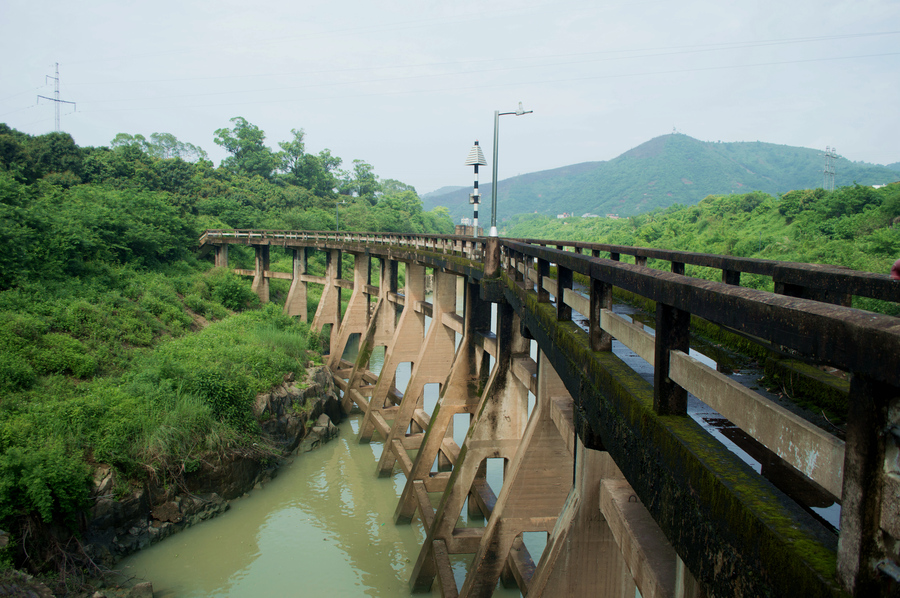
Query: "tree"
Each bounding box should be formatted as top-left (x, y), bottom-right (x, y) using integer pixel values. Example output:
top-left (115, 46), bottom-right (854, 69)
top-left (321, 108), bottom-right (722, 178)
top-left (110, 133), bottom-right (149, 152)
top-left (339, 159), bottom-right (381, 204)
top-left (287, 148), bottom-right (342, 198)
top-left (381, 178), bottom-right (417, 196)
top-left (148, 133), bottom-right (208, 163)
top-left (213, 117), bottom-right (278, 180)
top-left (277, 128), bottom-right (306, 176)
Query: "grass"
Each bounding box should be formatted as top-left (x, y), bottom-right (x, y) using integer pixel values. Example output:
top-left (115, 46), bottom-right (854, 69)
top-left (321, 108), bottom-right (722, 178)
top-left (0, 260), bottom-right (323, 579)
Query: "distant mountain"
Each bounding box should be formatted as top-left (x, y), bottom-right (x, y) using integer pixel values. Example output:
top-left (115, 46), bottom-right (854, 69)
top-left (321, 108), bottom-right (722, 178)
top-left (422, 185), bottom-right (468, 199)
top-left (423, 134), bottom-right (900, 222)
top-left (887, 162), bottom-right (900, 172)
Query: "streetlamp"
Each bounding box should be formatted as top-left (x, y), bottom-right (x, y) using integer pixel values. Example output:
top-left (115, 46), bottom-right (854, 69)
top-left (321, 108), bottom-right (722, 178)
top-left (335, 199), bottom-right (348, 232)
top-left (490, 102), bottom-right (533, 237)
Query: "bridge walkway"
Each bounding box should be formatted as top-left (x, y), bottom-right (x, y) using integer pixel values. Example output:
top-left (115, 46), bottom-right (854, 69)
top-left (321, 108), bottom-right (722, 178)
top-left (200, 229), bottom-right (900, 597)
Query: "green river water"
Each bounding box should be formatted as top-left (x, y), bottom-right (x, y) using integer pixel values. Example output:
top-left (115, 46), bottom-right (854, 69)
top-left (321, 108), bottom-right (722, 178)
top-left (120, 414), bottom-right (432, 596)
top-left (120, 299), bottom-right (524, 597)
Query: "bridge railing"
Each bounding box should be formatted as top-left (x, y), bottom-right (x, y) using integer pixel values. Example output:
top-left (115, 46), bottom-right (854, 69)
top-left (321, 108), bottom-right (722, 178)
top-left (200, 229), bottom-right (900, 308)
top-left (201, 228), bottom-right (489, 262)
top-left (512, 236), bottom-right (900, 307)
top-left (501, 237), bottom-right (900, 591)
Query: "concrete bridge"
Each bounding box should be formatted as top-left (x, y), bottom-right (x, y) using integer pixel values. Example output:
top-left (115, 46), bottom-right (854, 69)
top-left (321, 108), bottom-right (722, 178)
top-left (200, 229), bottom-right (900, 597)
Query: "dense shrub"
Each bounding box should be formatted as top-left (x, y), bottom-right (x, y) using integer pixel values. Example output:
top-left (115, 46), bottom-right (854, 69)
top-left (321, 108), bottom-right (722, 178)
top-left (0, 441), bottom-right (90, 529)
top-left (207, 268), bottom-right (260, 311)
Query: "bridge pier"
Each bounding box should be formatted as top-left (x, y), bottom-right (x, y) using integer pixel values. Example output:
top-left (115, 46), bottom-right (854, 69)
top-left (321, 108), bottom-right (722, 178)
top-left (357, 262), bottom-right (426, 443)
top-left (409, 302), bottom-right (532, 595)
top-left (376, 268), bottom-right (457, 476)
top-left (250, 244), bottom-right (269, 303)
top-left (283, 248), bottom-right (308, 320)
top-left (326, 252), bottom-right (371, 371)
top-left (214, 244), bottom-right (228, 268)
top-left (313, 249), bottom-right (342, 350)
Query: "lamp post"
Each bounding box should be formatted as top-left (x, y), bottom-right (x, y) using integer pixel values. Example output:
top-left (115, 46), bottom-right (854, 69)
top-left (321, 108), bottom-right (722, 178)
top-left (465, 140), bottom-right (487, 237)
top-left (335, 199), bottom-right (347, 232)
top-left (490, 102), bottom-right (533, 237)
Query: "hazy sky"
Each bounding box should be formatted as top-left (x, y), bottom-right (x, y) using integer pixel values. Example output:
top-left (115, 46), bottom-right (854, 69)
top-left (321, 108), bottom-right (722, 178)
top-left (2, 0), bottom-right (898, 194)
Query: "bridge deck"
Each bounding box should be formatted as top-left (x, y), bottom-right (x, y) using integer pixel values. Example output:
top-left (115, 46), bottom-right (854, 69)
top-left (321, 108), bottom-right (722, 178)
top-left (201, 229), bottom-right (900, 597)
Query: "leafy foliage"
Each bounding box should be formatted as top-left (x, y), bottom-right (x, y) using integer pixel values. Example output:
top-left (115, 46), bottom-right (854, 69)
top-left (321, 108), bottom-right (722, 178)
top-left (0, 121), bottom-right (452, 568)
top-left (505, 182), bottom-right (900, 314)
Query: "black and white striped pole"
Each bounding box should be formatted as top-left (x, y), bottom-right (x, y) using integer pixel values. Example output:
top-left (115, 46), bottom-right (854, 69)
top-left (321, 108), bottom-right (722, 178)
top-left (465, 140), bottom-right (487, 237)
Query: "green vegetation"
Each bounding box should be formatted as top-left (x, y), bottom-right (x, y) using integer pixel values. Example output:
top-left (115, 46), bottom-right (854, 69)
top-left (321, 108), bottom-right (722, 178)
top-left (506, 183), bottom-right (900, 425)
top-left (0, 120), bottom-right (451, 583)
top-left (425, 133), bottom-right (899, 222)
top-left (505, 183), bottom-right (900, 310)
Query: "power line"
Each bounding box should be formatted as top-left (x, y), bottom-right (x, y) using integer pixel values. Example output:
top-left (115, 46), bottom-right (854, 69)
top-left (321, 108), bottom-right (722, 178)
top-left (65, 30), bottom-right (900, 88)
top-left (36, 63), bottom-right (76, 132)
top-left (73, 50), bottom-right (900, 113)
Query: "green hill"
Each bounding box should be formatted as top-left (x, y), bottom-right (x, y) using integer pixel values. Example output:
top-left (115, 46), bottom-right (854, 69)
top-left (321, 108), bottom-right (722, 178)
top-left (424, 134), bottom-right (900, 222)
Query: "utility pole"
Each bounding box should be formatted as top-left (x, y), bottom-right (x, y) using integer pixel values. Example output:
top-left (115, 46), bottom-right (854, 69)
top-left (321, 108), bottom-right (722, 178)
top-left (37, 63), bottom-right (76, 132)
top-left (822, 146), bottom-right (838, 192)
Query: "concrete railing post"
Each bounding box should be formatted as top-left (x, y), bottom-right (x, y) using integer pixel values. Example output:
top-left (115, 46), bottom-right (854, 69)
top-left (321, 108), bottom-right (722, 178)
top-left (485, 237), bottom-right (501, 278)
top-left (837, 374), bottom-right (897, 595)
top-left (653, 303), bottom-right (689, 415)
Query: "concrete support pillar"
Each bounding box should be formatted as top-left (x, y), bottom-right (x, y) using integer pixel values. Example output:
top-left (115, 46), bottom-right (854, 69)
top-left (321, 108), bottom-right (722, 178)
top-left (250, 244), bottom-right (270, 304)
top-left (530, 447), bottom-right (635, 598)
top-left (327, 253), bottom-right (372, 370)
top-left (376, 269), bottom-right (457, 476)
top-left (374, 259), bottom-right (398, 346)
top-left (458, 350), bottom-right (572, 597)
top-left (357, 261), bottom-right (426, 443)
top-left (394, 282), bottom-right (490, 525)
top-left (312, 249), bottom-right (342, 351)
top-left (409, 303), bottom-right (530, 594)
top-left (214, 244), bottom-right (228, 268)
top-left (284, 247), bottom-right (308, 320)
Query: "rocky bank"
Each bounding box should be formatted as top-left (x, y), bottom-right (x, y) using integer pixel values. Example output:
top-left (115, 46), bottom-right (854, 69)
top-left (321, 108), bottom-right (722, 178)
top-left (83, 365), bottom-right (342, 570)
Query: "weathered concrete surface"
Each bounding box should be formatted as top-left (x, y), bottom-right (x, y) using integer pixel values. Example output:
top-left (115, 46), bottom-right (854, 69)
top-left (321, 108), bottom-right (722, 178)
top-left (503, 276), bottom-right (844, 598)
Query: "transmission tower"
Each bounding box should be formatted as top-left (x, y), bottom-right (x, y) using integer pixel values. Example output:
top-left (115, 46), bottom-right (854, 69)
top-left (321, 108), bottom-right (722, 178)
top-left (822, 146), bottom-right (838, 192)
top-left (37, 63), bottom-right (76, 132)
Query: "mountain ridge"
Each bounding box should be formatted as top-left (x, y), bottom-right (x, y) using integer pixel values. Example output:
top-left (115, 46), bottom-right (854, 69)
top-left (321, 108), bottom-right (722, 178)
top-left (423, 134), bottom-right (900, 222)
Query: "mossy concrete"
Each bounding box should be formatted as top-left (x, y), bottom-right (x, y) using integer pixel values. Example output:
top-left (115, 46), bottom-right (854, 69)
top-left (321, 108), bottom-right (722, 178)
top-left (496, 272), bottom-right (846, 598)
top-left (764, 357), bottom-right (850, 425)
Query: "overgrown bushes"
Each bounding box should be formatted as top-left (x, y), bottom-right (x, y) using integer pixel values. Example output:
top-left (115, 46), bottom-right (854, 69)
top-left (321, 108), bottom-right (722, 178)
top-left (0, 303), bottom-right (320, 549)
